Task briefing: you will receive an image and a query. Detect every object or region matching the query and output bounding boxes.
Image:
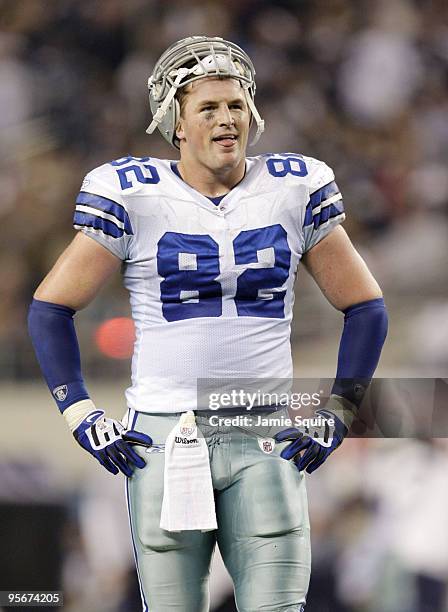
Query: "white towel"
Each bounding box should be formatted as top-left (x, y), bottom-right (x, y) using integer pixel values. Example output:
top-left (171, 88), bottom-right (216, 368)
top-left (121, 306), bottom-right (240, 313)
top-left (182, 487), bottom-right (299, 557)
top-left (160, 411), bottom-right (217, 532)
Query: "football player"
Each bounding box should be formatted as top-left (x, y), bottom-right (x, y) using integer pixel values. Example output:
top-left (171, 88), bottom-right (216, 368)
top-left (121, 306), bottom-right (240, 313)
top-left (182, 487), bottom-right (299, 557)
top-left (28, 37), bottom-right (388, 611)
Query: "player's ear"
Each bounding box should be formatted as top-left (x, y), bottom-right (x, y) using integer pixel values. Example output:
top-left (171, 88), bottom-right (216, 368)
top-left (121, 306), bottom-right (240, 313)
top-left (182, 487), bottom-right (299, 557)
top-left (175, 98), bottom-right (186, 142)
top-left (175, 117), bottom-right (185, 142)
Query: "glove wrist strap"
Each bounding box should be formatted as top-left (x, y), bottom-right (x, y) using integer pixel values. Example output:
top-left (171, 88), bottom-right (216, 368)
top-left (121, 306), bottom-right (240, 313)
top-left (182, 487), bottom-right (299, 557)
top-left (63, 399), bottom-right (97, 432)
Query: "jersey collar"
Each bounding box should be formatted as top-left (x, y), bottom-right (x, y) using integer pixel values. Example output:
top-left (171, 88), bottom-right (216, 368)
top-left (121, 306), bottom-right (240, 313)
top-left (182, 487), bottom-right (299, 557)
top-left (169, 161), bottom-right (249, 213)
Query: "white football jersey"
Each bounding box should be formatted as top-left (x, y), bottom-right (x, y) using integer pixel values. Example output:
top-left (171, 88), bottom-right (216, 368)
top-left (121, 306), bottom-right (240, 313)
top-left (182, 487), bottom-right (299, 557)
top-left (74, 154), bottom-right (345, 412)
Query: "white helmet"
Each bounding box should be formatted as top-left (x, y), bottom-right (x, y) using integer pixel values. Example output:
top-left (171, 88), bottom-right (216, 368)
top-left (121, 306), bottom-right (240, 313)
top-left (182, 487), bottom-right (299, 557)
top-left (146, 36), bottom-right (265, 149)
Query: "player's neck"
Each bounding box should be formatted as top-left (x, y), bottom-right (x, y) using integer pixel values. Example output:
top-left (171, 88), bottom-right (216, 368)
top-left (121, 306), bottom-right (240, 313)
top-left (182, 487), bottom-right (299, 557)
top-left (177, 158), bottom-right (245, 198)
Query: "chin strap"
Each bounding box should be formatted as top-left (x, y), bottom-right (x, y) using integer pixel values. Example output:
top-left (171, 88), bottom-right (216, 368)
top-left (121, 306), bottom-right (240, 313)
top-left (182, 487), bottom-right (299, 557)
top-left (244, 84), bottom-right (265, 146)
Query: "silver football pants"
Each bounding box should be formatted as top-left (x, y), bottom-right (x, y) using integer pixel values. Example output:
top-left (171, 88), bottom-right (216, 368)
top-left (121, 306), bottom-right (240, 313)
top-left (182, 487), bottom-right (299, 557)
top-left (125, 409), bottom-right (311, 611)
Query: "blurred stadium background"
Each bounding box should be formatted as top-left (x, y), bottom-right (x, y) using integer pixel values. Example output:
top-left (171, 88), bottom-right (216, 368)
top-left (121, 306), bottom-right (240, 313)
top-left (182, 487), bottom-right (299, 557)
top-left (1, 0), bottom-right (447, 610)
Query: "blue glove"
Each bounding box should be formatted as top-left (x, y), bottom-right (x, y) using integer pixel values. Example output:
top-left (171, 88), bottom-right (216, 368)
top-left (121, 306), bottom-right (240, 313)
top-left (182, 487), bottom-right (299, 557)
top-left (274, 408), bottom-right (348, 474)
top-left (73, 409), bottom-right (153, 477)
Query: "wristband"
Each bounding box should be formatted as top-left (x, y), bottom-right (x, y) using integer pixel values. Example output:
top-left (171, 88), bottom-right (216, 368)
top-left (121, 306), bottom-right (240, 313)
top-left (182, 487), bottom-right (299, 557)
top-left (63, 399), bottom-right (98, 432)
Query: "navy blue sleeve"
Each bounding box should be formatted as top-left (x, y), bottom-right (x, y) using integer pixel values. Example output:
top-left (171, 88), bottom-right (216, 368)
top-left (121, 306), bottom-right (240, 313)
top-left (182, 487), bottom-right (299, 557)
top-left (28, 299), bottom-right (89, 413)
top-left (332, 297), bottom-right (388, 406)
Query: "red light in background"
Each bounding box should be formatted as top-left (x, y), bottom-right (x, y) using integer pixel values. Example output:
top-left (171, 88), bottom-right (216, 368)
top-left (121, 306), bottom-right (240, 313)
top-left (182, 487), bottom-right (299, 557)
top-left (94, 317), bottom-right (135, 359)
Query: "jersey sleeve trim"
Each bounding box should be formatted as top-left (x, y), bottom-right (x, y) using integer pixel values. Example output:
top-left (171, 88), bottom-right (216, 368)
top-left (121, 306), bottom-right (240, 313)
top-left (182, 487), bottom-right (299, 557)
top-left (75, 192), bottom-right (133, 235)
top-left (309, 180), bottom-right (340, 206)
top-left (74, 212), bottom-right (126, 238)
top-left (304, 180), bottom-right (345, 229)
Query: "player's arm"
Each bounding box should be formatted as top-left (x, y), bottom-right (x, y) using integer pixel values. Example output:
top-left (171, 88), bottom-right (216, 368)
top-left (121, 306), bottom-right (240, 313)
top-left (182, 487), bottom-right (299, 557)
top-left (301, 224), bottom-right (382, 309)
top-left (34, 231), bottom-right (121, 309)
top-left (276, 225), bottom-right (388, 473)
top-left (28, 232), bottom-right (152, 476)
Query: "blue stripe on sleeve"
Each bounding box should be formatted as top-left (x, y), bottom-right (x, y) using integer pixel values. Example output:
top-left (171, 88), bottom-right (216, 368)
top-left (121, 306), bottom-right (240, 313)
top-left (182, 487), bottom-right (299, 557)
top-left (320, 202), bottom-right (332, 225)
top-left (74, 211), bottom-right (125, 238)
top-left (76, 192), bottom-right (133, 234)
top-left (314, 203), bottom-right (344, 229)
top-left (303, 203), bottom-right (314, 227)
top-left (317, 202), bottom-right (343, 227)
top-left (304, 200), bottom-right (345, 229)
top-left (309, 180), bottom-right (340, 209)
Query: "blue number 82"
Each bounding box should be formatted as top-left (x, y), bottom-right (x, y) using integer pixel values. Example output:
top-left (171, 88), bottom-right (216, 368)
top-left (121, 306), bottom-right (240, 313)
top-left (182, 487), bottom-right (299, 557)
top-left (157, 225), bottom-right (291, 321)
top-left (111, 156), bottom-right (160, 189)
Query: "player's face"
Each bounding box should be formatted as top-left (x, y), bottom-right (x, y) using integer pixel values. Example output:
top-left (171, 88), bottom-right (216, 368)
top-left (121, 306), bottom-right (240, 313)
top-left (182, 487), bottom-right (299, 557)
top-left (176, 77), bottom-right (250, 173)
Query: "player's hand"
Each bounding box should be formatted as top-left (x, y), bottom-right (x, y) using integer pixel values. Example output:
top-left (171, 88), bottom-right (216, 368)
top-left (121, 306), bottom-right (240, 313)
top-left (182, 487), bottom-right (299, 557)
top-left (274, 409), bottom-right (347, 474)
top-left (73, 409), bottom-right (153, 477)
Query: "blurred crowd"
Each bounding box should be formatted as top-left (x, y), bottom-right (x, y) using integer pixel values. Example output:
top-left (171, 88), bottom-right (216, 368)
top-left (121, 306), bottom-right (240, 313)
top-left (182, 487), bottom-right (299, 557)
top-left (1, 1), bottom-right (448, 610)
top-left (0, 0), bottom-right (447, 377)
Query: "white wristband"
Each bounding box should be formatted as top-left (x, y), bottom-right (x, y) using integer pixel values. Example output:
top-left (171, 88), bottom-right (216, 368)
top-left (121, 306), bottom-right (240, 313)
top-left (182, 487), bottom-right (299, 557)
top-left (63, 399), bottom-right (97, 432)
